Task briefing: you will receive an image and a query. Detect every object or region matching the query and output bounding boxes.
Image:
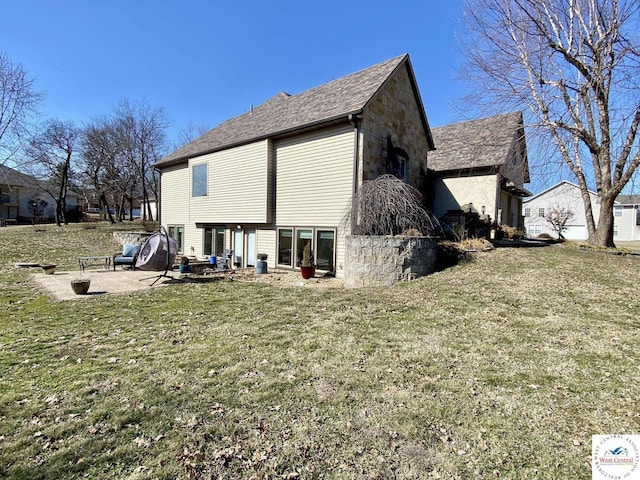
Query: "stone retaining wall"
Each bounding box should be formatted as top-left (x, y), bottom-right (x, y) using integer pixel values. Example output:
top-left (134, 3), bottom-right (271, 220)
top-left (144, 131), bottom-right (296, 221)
top-left (344, 235), bottom-right (437, 288)
top-left (113, 231), bottom-right (153, 246)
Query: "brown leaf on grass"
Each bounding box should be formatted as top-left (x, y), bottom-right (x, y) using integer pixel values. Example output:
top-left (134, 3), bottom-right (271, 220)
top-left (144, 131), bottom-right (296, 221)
top-left (187, 416), bottom-right (199, 429)
top-left (133, 436), bottom-right (150, 448)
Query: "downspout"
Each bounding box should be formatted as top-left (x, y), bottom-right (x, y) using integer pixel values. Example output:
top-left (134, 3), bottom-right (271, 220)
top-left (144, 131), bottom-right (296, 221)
top-left (155, 167), bottom-right (162, 226)
top-left (348, 113), bottom-right (361, 236)
top-left (348, 113), bottom-right (361, 196)
top-left (495, 171), bottom-right (502, 225)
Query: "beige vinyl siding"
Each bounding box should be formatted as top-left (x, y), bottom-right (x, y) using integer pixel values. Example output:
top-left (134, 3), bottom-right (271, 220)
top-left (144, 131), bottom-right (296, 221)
top-left (189, 140), bottom-right (270, 224)
top-left (256, 228), bottom-right (276, 263)
top-left (160, 164), bottom-right (189, 226)
top-left (275, 125), bottom-right (354, 226)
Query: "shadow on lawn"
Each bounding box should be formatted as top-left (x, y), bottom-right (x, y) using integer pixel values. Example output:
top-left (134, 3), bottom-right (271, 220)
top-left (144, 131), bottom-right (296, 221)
top-left (493, 238), bottom-right (555, 248)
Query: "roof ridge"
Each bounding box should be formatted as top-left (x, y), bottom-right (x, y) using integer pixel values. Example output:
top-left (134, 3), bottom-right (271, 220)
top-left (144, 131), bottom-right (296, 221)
top-left (432, 111), bottom-right (521, 131)
top-left (157, 54), bottom-right (410, 166)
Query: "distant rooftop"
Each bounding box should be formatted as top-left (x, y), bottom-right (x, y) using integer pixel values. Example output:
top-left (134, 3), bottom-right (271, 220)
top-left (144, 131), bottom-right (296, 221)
top-left (0, 165), bottom-right (37, 187)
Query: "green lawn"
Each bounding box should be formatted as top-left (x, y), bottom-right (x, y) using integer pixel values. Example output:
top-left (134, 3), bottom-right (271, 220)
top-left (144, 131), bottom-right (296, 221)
top-left (1, 224), bottom-right (638, 479)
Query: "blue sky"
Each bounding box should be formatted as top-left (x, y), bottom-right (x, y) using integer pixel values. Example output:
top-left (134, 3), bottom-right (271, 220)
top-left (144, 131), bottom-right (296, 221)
top-left (2, 1), bottom-right (467, 143)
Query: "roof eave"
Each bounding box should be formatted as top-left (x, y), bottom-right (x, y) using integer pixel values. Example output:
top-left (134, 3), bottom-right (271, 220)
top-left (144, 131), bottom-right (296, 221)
top-left (154, 112), bottom-right (359, 169)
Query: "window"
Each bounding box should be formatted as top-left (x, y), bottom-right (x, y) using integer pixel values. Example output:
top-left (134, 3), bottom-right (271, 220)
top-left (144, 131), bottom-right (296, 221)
top-left (296, 229), bottom-right (313, 267)
top-left (0, 192), bottom-right (10, 204)
top-left (614, 206), bottom-right (623, 217)
top-left (278, 229), bottom-right (293, 266)
top-left (538, 207), bottom-right (545, 218)
top-left (524, 208), bottom-right (530, 217)
top-left (614, 225), bottom-right (619, 237)
top-left (277, 227), bottom-right (336, 273)
top-left (529, 224), bottom-right (541, 236)
top-left (168, 225), bottom-right (184, 253)
top-left (192, 163), bottom-right (207, 197)
top-left (316, 230), bottom-right (335, 272)
top-left (204, 227), bottom-right (224, 256)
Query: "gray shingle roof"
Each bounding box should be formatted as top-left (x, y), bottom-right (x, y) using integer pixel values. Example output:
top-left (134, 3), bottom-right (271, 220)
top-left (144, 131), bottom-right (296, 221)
top-left (617, 194), bottom-right (640, 205)
top-left (428, 112), bottom-right (524, 172)
top-left (0, 165), bottom-right (37, 188)
top-left (156, 54), bottom-right (410, 167)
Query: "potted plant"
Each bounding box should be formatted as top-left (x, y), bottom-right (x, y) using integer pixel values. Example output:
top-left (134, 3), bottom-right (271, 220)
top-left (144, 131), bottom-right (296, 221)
top-left (179, 256), bottom-right (191, 273)
top-left (70, 278), bottom-right (90, 294)
top-left (300, 243), bottom-right (315, 279)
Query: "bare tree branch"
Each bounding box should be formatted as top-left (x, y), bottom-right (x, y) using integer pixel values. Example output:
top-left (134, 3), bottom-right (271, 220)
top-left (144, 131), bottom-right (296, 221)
top-left (461, 0), bottom-right (640, 246)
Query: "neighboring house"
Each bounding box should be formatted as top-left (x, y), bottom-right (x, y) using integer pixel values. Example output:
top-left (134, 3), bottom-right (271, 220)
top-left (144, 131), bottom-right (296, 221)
top-left (427, 112), bottom-right (531, 229)
top-left (154, 54), bottom-right (434, 278)
top-left (0, 164), bottom-right (82, 224)
top-left (523, 181), bottom-right (639, 241)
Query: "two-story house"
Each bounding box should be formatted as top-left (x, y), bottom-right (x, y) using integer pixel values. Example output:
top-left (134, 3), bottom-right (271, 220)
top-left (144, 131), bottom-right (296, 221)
top-left (154, 54), bottom-right (434, 278)
top-left (0, 164), bottom-right (83, 225)
top-left (523, 181), bottom-right (639, 241)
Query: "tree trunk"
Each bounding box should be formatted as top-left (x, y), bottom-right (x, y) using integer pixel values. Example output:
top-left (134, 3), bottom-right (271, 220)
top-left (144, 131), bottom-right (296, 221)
top-left (99, 192), bottom-right (116, 224)
top-left (591, 196), bottom-right (616, 247)
top-left (128, 196), bottom-right (134, 221)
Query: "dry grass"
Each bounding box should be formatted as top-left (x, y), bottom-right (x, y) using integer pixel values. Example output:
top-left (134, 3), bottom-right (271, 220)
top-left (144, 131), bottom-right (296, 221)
top-left (0, 223), bottom-right (639, 479)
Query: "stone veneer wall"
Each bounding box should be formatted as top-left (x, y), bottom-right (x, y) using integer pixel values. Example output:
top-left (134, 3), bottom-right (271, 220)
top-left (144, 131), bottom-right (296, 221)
top-left (344, 235), bottom-right (437, 288)
top-left (113, 231), bottom-right (153, 246)
top-left (360, 62), bottom-right (430, 189)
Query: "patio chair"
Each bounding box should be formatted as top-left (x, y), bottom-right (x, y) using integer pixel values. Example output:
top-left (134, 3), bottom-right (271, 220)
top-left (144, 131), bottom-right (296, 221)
top-left (113, 243), bottom-right (141, 270)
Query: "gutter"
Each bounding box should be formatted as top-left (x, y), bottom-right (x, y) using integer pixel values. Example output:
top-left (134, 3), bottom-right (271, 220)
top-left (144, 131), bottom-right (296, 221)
top-left (154, 112), bottom-right (362, 170)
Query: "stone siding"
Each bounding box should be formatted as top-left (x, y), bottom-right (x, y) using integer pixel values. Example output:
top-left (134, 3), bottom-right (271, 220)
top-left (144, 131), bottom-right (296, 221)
top-left (344, 235), bottom-right (437, 288)
top-left (113, 231), bottom-right (153, 246)
top-left (360, 63), bottom-right (430, 191)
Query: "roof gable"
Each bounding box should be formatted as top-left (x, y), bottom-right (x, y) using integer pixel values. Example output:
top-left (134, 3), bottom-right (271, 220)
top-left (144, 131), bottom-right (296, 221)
top-left (523, 180), bottom-right (599, 203)
top-left (157, 54), bottom-right (416, 167)
top-left (429, 112), bottom-right (526, 173)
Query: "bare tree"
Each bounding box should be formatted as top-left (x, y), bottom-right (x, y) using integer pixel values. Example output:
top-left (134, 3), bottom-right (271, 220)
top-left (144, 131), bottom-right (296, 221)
top-left (113, 99), bottom-right (169, 221)
top-left (79, 100), bottom-right (170, 222)
top-left (175, 121), bottom-right (210, 148)
top-left (343, 174), bottom-right (439, 236)
top-left (25, 119), bottom-right (79, 226)
top-left (545, 205), bottom-right (575, 240)
top-left (0, 52), bottom-right (43, 165)
top-left (461, 0), bottom-right (640, 247)
top-left (81, 119), bottom-right (121, 223)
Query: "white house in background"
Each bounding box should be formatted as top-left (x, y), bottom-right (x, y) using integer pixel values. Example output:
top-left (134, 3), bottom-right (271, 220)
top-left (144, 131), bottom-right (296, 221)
top-left (0, 164), bottom-right (82, 224)
top-left (523, 180), bottom-right (640, 241)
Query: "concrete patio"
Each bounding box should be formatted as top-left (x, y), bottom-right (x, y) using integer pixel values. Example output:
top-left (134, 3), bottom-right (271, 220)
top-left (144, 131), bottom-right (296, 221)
top-left (31, 268), bottom-right (180, 301)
